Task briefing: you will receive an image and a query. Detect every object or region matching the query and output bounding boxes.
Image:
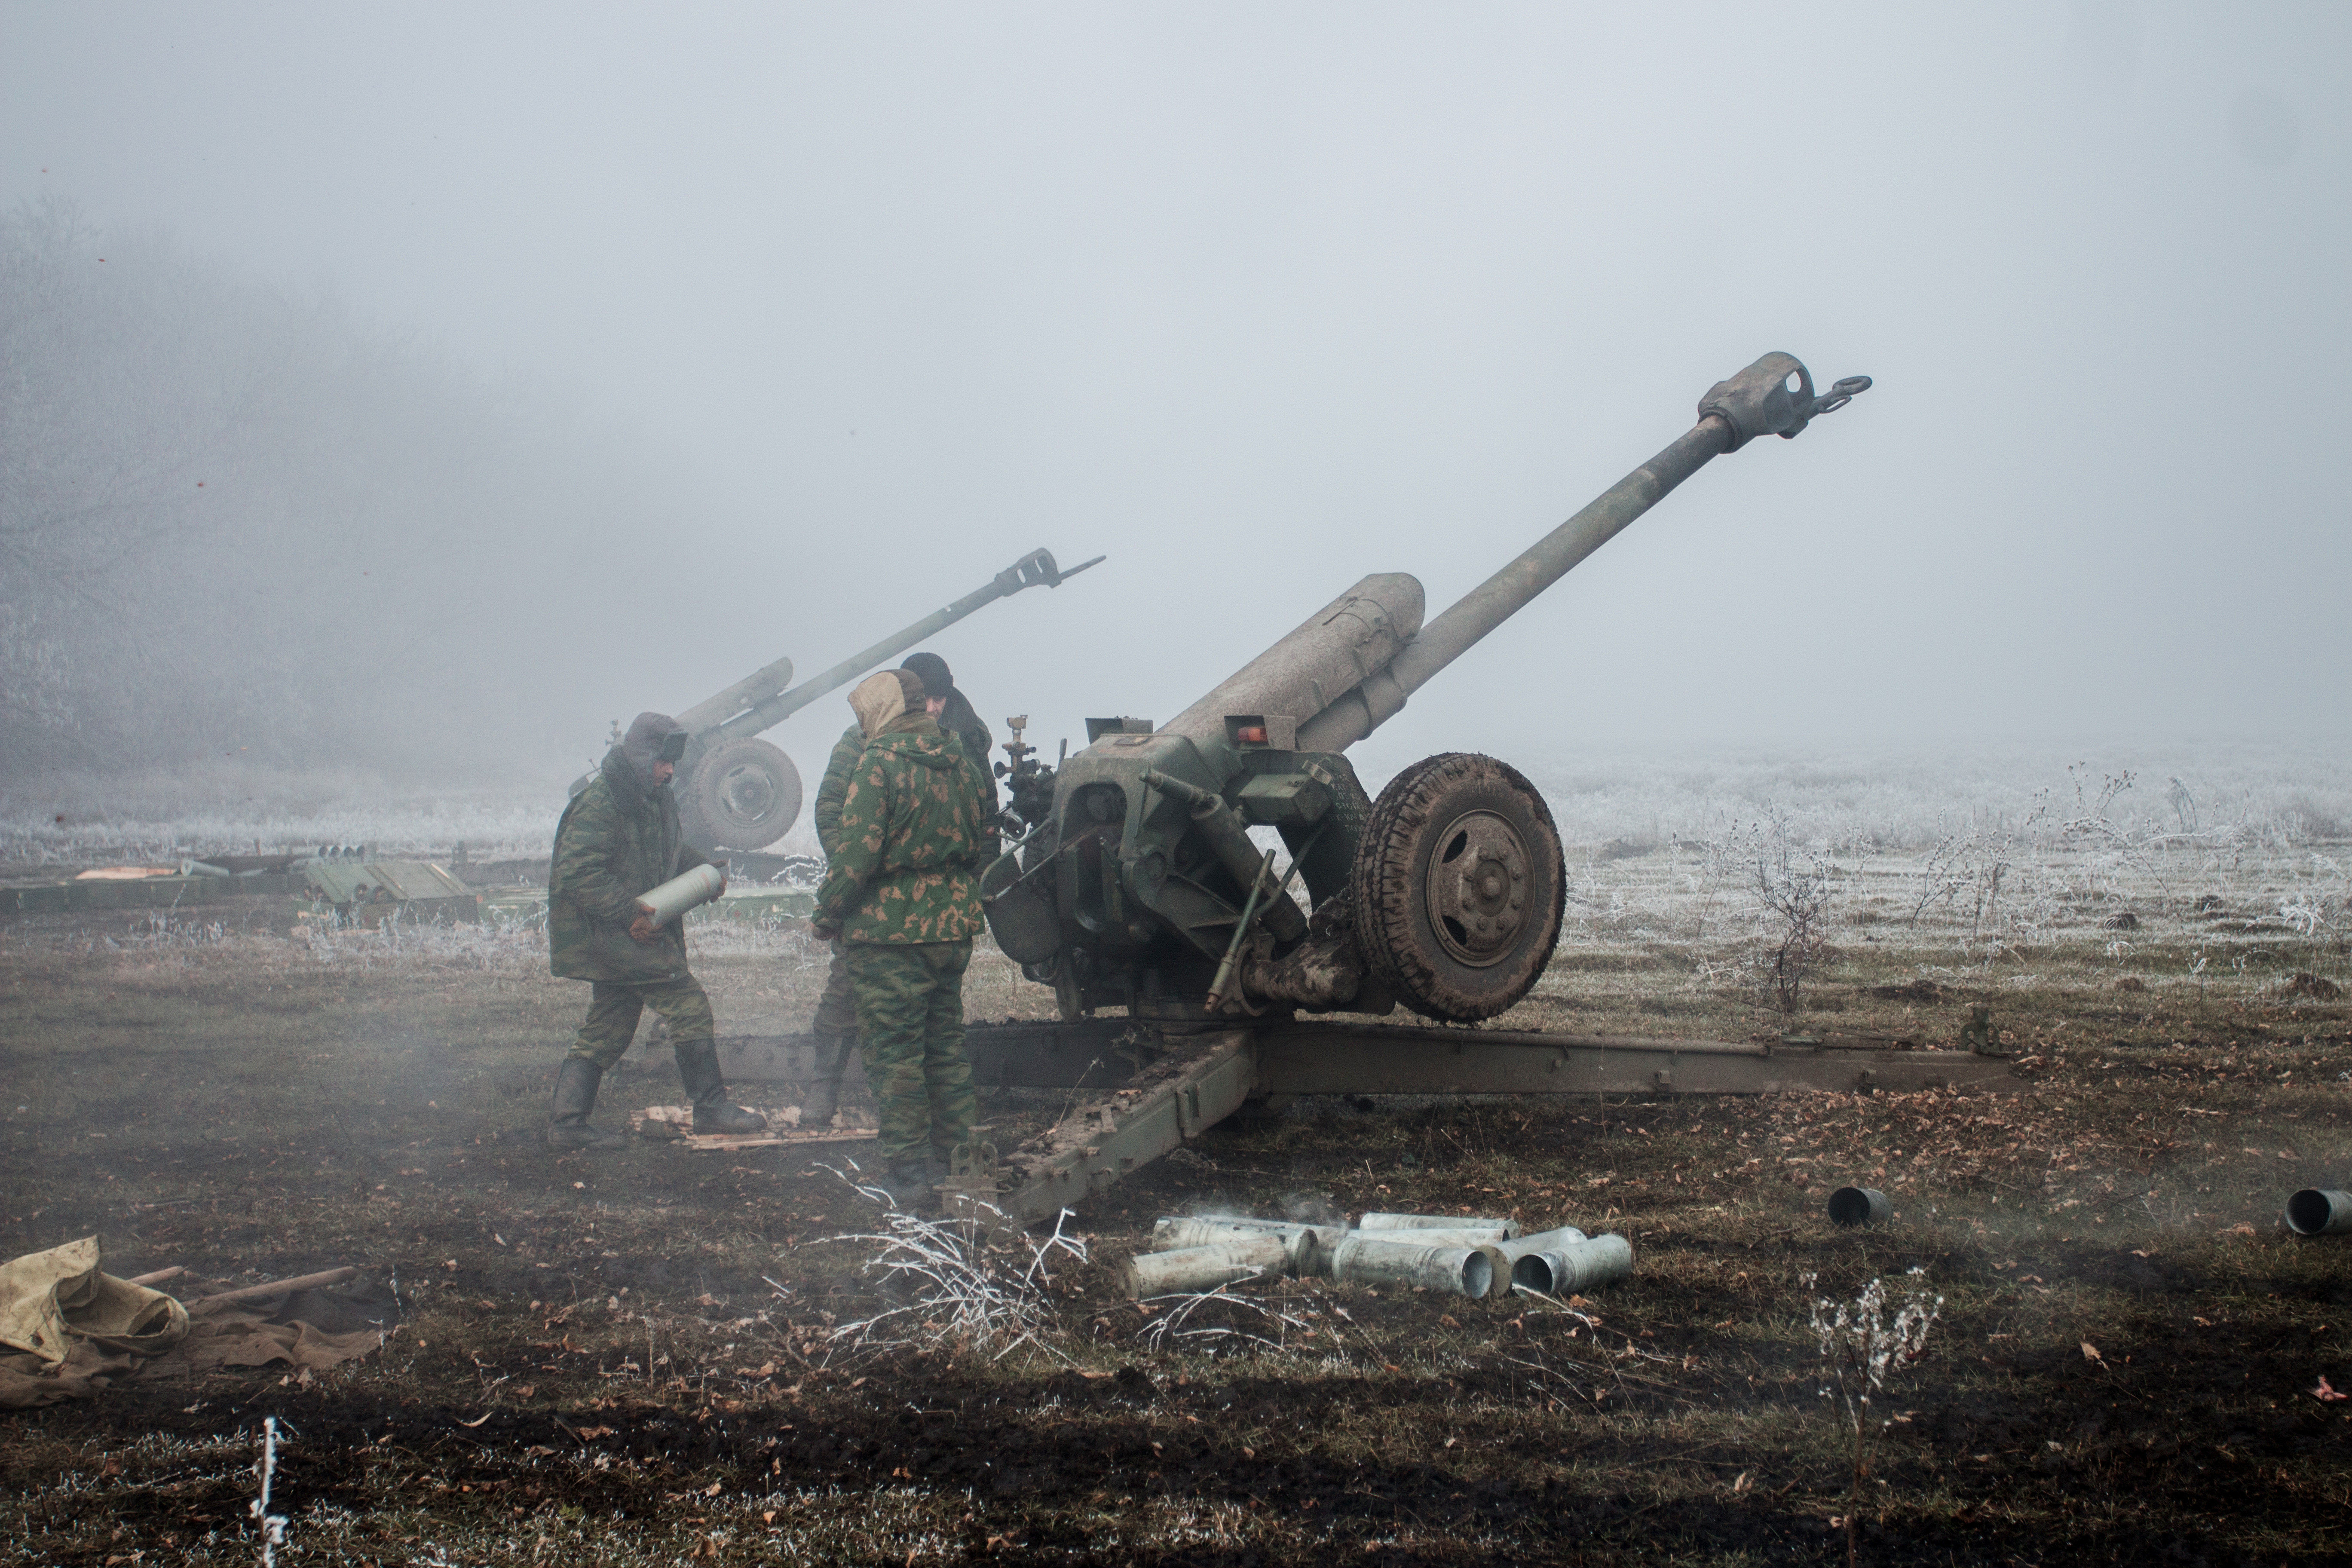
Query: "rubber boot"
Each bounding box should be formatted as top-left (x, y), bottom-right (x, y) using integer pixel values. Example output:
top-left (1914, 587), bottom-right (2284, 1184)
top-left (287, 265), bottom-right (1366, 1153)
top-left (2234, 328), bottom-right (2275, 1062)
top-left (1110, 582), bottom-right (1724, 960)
top-left (880, 1159), bottom-right (937, 1215)
top-left (675, 1038), bottom-right (768, 1135)
top-left (927, 1114), bottom-right (976, 1188)
top-left (546, 1059), bottom-right (630, 1151)
top-left (800, 1029), bottom-right (857, 1130)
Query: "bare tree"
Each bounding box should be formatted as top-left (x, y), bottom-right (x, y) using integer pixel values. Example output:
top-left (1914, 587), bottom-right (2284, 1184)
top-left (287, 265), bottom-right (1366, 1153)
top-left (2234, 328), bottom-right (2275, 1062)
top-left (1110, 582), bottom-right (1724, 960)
top-left (1753, 814), bottom-right (1835, 1014)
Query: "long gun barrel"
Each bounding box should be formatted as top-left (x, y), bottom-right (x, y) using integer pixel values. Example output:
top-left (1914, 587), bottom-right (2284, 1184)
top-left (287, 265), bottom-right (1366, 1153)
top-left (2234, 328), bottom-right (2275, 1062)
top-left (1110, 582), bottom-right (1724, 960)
top-left (1167, 354), bottom-right (1867, 756)
top-left (709, 547), bottom-right (1103, 743)
top-left (569, 546), bottom-right (1103, 846)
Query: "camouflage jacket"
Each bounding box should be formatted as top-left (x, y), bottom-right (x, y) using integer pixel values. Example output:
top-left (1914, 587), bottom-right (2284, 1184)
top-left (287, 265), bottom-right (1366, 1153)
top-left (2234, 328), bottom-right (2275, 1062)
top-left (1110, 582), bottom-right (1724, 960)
top-left (811, 723), bottom-right (864, 860)
top-left (548, 746), bottom-right (714, 983)
top-left (812, 712), bottom-right (992, 944)
top-left (822, 703), bottom-right (995, 850)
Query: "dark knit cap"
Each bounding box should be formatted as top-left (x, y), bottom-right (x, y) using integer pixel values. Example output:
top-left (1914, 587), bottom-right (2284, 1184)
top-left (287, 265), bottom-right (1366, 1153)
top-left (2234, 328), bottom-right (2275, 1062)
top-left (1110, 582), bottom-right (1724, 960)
top-left (899, 652), bottom-right (954, 697)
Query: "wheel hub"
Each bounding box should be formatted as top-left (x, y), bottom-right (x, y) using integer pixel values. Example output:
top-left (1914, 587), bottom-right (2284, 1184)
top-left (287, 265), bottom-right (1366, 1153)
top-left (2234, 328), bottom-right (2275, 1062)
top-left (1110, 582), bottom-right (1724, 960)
top-left (1424, 809), bottom-right (1528, 967)
top-left (717, 763), bottom-right (778, 824)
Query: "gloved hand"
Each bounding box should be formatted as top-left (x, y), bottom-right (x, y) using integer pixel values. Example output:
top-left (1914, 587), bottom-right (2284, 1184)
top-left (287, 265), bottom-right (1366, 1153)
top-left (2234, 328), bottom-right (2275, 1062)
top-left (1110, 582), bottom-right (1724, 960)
top-left (810, 917), bottom-right (841, 941)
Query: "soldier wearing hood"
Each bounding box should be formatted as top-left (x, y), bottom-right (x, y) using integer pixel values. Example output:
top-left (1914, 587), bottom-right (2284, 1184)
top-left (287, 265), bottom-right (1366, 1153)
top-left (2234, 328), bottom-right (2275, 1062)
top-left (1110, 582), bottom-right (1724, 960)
top-left (801, 650), bottom-right (997, 1132)
top-left (812, 669), bottom-right (995, 1208)
top-left (546, 711), bottom-right (768, 1149)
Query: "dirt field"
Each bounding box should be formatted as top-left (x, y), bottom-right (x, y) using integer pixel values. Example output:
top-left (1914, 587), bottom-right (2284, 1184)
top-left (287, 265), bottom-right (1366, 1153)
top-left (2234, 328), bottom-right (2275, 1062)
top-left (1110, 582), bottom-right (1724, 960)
top-left (3, 826), bottom-right (2351, 1565)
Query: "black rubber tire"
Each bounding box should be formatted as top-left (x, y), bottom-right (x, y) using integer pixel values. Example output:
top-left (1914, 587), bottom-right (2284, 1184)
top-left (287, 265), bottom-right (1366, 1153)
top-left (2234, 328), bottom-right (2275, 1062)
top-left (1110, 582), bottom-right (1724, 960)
top-left (1350, 752), bottom-right (1565, 1023)
top-left (678, 738), bottom-right (802, 851)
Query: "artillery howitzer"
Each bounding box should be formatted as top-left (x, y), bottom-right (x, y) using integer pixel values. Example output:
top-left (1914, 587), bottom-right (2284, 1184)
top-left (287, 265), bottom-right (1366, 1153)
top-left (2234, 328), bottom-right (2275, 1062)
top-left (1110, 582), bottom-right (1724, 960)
top-left (710, 354), bottom-right (2027, 1225)
top-left (571, 547), bottom-right (1101, 851)
top-left (981, 352), bottom-right (1871, 1024)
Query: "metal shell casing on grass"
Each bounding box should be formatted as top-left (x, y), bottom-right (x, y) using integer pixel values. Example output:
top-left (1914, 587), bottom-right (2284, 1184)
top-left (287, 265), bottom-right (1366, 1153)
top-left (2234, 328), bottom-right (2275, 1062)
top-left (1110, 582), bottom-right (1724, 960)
top-left (1509, 1234), bottom-right (1634, 1295)
top-left (1827, 1186), bottom-right (1893, 1227)
top-left (2284, 1188), bottom-right (2352, 1237)
top-left (1124, 1234), bottom-right (1290, 1298)
top-left (1359, 1226), bottom-right (1516, 1251)
top-left (1330, 1234), bottom-right (1498, 1298)
top-left (1148, 1217), bottom-right (1342, 1274)
top-left (1358, 1212), bottom-right (1521, 1238)
top-left (1490, 1226), bottom-right (1589, 1263)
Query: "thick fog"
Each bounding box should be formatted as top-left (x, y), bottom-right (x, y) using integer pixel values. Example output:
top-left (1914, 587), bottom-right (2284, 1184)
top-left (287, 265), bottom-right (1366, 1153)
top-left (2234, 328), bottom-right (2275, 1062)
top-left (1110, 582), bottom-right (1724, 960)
top-left (3, 5), bottom-right (2346, 792)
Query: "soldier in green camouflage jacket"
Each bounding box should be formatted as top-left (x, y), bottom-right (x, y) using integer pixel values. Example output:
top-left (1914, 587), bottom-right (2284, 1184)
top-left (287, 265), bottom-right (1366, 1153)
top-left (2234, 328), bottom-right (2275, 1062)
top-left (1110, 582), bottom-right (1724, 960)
top-left (545, 711), bottom-right (766, 1149)
top-left (812, 669), bottom-right (994, 1208)
top-left (802, 652), bottom-right (999, 1132)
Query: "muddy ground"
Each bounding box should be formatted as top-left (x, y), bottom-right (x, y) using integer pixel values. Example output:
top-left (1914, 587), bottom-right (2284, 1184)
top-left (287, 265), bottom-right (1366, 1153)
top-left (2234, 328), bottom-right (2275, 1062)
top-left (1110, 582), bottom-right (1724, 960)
top-left (2, 889), bottom-right (2350, 1565)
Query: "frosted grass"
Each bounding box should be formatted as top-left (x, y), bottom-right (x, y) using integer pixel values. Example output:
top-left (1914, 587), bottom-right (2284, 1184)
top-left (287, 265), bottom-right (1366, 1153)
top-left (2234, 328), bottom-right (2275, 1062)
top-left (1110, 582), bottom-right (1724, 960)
top-left (1513, 738), bottom-right (2352, 853)
top-left (12, 743), bottom-right (2345, 869)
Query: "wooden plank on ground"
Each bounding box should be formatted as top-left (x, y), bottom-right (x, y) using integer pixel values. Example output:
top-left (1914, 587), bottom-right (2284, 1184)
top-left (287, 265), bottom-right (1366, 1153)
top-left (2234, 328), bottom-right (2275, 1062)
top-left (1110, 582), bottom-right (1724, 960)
top-left (662, 1128), bottom-right (874, 1152)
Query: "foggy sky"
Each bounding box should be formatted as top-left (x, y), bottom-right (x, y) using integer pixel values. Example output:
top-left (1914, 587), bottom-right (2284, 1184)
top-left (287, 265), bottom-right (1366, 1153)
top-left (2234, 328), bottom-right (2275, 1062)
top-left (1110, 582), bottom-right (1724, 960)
top-left (4, 3), bottom-right (2346, 788)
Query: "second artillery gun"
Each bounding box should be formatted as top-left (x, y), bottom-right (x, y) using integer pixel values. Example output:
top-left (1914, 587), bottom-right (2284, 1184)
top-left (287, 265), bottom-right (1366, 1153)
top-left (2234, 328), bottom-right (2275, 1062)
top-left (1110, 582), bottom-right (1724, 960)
top-left (983, 353), bottom-right (1869, 1025)
top-left (572, 547), bottom-right (1101, 852)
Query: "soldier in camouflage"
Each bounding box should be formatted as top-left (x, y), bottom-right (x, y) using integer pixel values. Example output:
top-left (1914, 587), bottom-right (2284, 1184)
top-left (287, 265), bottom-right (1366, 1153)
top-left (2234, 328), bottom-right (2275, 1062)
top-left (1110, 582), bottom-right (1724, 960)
top-left (546, 711), bottom-right (768, 1150)
top-left (802, 650), bottom-right (996, 1131)
top-left (811, 669), bottom-right (995, 1209)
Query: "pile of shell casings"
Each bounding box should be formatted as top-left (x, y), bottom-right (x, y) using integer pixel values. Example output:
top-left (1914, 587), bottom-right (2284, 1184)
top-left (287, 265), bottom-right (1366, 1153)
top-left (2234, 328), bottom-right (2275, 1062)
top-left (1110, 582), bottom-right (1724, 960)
top-left (1125, 1210), bottom-right (1632, 1301)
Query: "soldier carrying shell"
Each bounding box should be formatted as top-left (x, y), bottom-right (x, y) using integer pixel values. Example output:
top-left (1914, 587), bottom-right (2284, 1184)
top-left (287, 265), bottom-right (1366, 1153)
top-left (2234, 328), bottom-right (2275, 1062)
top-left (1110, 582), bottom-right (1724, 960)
top-left (545, 712), bottom-right (768, 1149)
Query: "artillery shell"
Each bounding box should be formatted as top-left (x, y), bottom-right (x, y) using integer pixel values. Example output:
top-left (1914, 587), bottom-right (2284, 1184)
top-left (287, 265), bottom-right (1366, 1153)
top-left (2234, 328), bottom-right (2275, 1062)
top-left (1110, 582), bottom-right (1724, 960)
top-left (1124, 1235), bottom-right (1289, 1298)
top-left (637, 863), bottom-right (726, 926)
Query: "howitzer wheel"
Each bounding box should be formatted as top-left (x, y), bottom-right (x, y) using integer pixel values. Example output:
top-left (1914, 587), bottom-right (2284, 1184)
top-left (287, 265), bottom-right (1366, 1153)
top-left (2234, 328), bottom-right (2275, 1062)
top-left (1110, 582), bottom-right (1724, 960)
top-left (679, 738), bottom-right (802, 851)
top-left (1350, 753), bottom-right (1565, 1023)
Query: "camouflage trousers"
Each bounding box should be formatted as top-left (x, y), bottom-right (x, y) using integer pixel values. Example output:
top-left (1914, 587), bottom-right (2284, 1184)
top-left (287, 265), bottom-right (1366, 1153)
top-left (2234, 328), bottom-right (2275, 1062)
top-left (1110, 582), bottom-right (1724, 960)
top-left (846, 939), bottom-right (975, 1164)
top-left (812, 937), bottom-right (858, 1039)
top-left (568, 977), bottom-right (714, 1070)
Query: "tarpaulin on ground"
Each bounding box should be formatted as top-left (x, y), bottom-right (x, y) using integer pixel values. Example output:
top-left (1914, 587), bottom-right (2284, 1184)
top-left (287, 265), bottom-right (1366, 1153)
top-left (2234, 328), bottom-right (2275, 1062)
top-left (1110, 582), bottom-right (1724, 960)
top-left (0, 1238), bottom-right (389, 1409)
top-left (0, 1236), bottom-right (186, 1365)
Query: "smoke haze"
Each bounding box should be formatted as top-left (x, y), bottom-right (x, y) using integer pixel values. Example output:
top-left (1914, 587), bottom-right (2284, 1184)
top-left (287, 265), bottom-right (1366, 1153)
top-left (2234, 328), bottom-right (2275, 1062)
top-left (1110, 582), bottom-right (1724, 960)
top-left (3, 4), bottom-right (2346, 792)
